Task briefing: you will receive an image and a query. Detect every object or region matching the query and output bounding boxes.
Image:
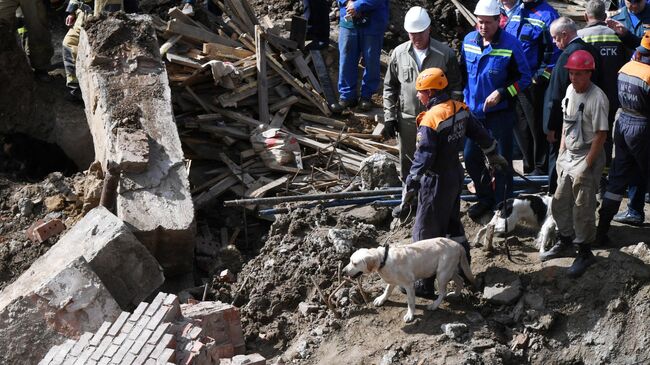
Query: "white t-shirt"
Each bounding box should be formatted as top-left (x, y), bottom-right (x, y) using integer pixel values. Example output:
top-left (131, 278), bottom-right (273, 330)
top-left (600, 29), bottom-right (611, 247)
top-left (561, 83), bottom-right (609, 151)
top-left (413, 47), bottom-right (428, 70)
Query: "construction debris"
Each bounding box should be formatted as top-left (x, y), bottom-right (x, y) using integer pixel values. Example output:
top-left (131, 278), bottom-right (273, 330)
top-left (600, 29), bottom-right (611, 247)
top-left (76, 13), bottom-right (196, 276)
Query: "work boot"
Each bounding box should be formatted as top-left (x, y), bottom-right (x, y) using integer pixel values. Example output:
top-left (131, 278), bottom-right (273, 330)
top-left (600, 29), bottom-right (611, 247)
top-left (613, 209), bottom-right (644, 226)
top-left (539, 235), bottom-right (575, 262)
top-left (400, 277), bottom-right (437, 299)
top-left (467, 201), bottom-right (493, 221)
top-left (358, 98), bottom-right (373, 111)
top-left (567, 244), bottom-right (596, 278)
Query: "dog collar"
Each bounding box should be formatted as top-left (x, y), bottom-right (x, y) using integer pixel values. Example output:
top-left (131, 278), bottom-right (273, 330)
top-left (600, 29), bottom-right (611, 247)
top-left (379, 245), bottom-right (389, 269)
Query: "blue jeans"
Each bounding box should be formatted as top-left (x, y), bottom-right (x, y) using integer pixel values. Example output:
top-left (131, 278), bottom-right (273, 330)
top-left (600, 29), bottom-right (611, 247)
top-left (464, 109), bottom-right (514, 207)
top-left (337, 26), bottom-right (383, 101)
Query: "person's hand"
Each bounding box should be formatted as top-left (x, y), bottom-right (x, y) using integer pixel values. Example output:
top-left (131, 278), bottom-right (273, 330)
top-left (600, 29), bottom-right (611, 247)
top-left (65, 14), bottom-right (76, 27)
top-left (381, 120), bottom-right (398, 140)
top-left (483, 89), bottom-right (501, 112)
top-left (606, 18), bottom-right (627, 36)
top-left (403, 175), bottom-right (420, 205)
top-left (546, 130), bottom-right (557, 143)
top-left (346, 1), bottom-right (356, 17)
top-left (487, 152), bottom-right (508, 171)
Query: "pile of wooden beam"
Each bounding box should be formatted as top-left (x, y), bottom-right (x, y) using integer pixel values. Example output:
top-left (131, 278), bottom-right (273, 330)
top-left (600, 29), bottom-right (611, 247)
top-left (150, 1), bottom-right (398, 210)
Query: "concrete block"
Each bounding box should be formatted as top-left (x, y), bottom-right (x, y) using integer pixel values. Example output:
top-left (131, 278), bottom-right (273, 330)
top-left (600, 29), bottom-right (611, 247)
top-left (46, 206), bottom-right (164, 310)
top-left (77, 13), bottom-right (195, 276)
top-left (0, 256), bottom-right (121, 365)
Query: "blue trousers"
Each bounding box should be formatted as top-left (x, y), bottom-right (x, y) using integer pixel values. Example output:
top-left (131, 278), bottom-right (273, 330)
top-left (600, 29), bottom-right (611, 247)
top-left (464, 109), bottom-right (514, 207)
top-left (337, 26), bottom-right (383, 101)
top-left (413, 169), bottom-right (466, 243)
top-left (604, 117), bottom-right (649, 217)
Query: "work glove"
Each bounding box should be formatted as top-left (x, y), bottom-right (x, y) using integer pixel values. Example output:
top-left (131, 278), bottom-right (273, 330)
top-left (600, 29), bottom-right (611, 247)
top-left (381, 120), bottom-right (398, 140)
top-left (402, 175), bottom-right (420, 205)
top-left (486, 152), bottom-right (508, 172)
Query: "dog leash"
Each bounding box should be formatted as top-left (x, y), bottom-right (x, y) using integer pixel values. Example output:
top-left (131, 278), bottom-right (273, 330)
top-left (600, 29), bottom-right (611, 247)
top-left (501, 180), bottom-right (515, 263)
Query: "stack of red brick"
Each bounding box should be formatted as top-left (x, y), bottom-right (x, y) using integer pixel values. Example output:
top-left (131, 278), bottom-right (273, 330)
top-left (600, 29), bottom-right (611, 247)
top-left (38, 293), bottom-right (264, 365)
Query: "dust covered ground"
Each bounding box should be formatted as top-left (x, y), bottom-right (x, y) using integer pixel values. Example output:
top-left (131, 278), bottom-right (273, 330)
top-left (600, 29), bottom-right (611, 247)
top-left (211, 201), bottom-right (650, 365)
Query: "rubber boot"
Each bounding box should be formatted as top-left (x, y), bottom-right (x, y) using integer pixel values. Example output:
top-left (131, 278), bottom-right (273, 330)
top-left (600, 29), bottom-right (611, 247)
top-left (567, 243), bottom-right (595, 278)
top-left (595, 198), bottom-right (620, 247)
top-left (539, 234), bottom-right (575, 261)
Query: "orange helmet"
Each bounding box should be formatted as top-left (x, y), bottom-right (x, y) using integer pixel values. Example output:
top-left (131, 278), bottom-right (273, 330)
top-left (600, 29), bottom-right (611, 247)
top-left (637, 30), bottom-right (650, 54)
top-left (415, 68), bottom-right (448, 91)
top-left (564, 50), bottom-right (595, 71)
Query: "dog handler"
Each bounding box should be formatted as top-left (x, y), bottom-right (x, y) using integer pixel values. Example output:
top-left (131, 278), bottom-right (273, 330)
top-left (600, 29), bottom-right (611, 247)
top-left (542, 50), bottom-right (608, 278)
top-left (402, 68), bottom-right (508, 296)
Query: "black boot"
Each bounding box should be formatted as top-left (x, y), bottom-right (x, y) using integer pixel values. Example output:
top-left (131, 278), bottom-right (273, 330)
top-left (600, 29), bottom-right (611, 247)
top-left (567, 244), bottom-right (596, 278)
top-left (539, 235), bottom-right (575, 261)
top-left (594, 198), bottom-right (620, 247)
top-left (401, 277), bottom-right (437, 299)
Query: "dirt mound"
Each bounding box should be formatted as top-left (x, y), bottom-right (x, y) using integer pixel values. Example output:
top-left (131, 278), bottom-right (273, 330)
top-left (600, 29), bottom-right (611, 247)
top-left (0, 172), bottom-right (89, 290)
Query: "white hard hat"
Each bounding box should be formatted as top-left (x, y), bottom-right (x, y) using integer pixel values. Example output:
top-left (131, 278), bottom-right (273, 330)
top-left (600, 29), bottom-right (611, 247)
top-left (474, 0), bottom-right (501, 16)
top-left (404, 6), bottom-right (431, 33)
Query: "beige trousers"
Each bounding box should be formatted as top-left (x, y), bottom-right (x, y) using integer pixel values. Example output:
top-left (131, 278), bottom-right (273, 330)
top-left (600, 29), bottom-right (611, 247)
top-left (0, 0), bottom-right (53, 70)
top-left (552, 149), bottom-right (606, 244)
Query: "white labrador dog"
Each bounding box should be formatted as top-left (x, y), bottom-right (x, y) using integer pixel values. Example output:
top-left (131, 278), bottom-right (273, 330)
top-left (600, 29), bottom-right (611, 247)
top-left (343, 237), bottom-right (475, 322)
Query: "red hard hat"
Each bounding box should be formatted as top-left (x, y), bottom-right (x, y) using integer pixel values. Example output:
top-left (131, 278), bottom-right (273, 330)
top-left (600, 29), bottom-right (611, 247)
top-left (564, 50), bottom-right (595, 71)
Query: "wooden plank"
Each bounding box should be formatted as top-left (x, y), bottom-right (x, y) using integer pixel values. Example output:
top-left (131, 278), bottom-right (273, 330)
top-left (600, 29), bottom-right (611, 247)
top-left (265, 32), bottom-right (298, 50)
top-left (191, 170), bottom-right (231, 194)
top-left (265, 51), bottom-right (331, 116)
top-left (199, 124), bottom-right (250, 139)
top-left (193, 175), bottom-right (239, 208)
top-left (256, 25), bottom-right (270, 124)
top-left (299, 113), bottom-right (347, 129)
top-left (203, 43), bottom-right (254, 59)
top-left (219, 153), bottom-right (256, 188)
top-left (217, 81), bottom-right (258, 107)
top-left (224, 0), bottom-right (255, 34)
top-left (166, 52), bottom-right (202, 68)
top-left (269, 106), bottom-right (291, 128)
top-left (159, 34), bottom-right (182, 56)
top-left (167, 19), bottom-right (241, 47)
top-left (246, 176), bottom-right (289, 198)
top-left (269, 95), bottom-right (299, 113)
top-left (310, 49), bottom-right (337, 106)
top-left (289, 15), bottom-right (307, 49)
top-left (292, 54), bottom-right (322, 93)
top-left (213, 108), bottom-right (262, 129)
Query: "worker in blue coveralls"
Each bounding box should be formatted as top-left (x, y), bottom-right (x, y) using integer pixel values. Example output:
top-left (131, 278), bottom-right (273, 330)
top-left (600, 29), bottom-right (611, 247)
top-left (503, 0), bottom-right (560, 176)
top-left (462, 0), bottom-right (533, 221)
top-left (400, 67), bottom-right (508, 298)
top-left (597, 31), bottom-right (650, 243)
top-left (331, 0), bottom-right (389, 113)
top-left (605, 0), bottom-right (650, 224)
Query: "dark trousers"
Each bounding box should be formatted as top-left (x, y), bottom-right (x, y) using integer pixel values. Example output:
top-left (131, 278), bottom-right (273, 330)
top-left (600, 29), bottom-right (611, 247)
top-left (464, 109), bottom-right (514, 208)
top-left (604, 117), bottom-right (649, 217)
top-left (413, 169), bottom-right (466, 242)
top-left (548, 137), bottom-right (560, 194)
top-left (303, 0), bottom-right (329, 42)
top-left (513, 83), bottom-right (547, 173)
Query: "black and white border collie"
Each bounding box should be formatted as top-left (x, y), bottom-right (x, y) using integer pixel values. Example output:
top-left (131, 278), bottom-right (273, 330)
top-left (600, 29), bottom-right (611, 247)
top-left (475, 194), bottom-right (556, 254)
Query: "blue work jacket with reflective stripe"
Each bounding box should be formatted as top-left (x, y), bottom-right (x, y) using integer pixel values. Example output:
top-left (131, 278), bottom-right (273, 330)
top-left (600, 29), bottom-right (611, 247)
top-left (462, 29), bottom-right (533, 119)
top-left (503, 0), bottom-right (560, 80)
top-left (611, 5), bottom-right (650, 50)
top-left (338, 0), bottom-right (389, 36)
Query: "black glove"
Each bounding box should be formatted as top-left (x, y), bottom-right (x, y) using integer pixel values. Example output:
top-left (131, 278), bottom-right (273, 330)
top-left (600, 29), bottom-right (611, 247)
top-left (486, 152), bottom-right (508, 172)
top-left (402, 175), bottom-right (420, 205)
top-left (381, 120), bottom-right (398, 140)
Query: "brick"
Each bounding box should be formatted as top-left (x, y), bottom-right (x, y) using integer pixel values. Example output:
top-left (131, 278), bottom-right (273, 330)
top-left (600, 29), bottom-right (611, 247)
top-left (150, 334), bottom-right (174, 360)
top-left (91, 335), bottom-right (114, 361)
top-left (215, 343), bottom-right (234, 358)
top-left (133, 343), bottom-right (155, 365)
top-left (70, 332), bottom-right (94, 357)
top-left (129, 329), bottom-right (153, 355)
top-left (113, 333), bottom-right (128, 346)
top-left (162, 294), bottom-right (178, 307)
top-left (26, 219), bottom-right (66, 243)
top-left (74, 346), bottom-right (96, 365)
top-left (38, 345), bottom-right (58, 365)
top-left (147, 323), bottom-right (171, 345)
top-left (156, 348), bottom-right (175, 364)
top-left (111, 338), bottom-right (134, 364)
top-left (121, 352), bottom-right (136, 365)
top-left (162, 303), bottom-right (181, 323)
top-left (144, 359), bottom-right (156, 365)
top-left (119, 321), bottom-right (134, 338)
top-left (128, 316), bottom-right (151, 341)
top-left (98, 357), bottom-right (110, 365)
top-left (104, 344), bottom-right (120, 359)
top-left (108, 311), bottom-right (131, 337)
top-left (145, 307), bottom-right (168, 331)
top-left (51, 339), bottom-right (76, 365)
top-left (145, 292), bottom-right (167, 317)
top-left (129, 302), bottom-right (149, 323)
top-left (89, 322), bottom-right (113, 347)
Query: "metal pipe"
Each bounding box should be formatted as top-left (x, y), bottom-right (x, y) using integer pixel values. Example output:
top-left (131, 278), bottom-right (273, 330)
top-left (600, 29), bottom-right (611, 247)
top-left (224, 187), bottom-right (402, 207)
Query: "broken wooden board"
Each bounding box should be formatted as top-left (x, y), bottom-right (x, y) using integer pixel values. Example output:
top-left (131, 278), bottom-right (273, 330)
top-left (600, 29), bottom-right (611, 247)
top-left (256, 25), bottom-right (270, 124)
top-left (167, 19), bottom-right (242, 47)
top-left (289, 15), bottom-right (307, 49)
top-left (310, 49), bottom-right (337, 107)
top-left (281, 51), bottom-right (322, 93)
